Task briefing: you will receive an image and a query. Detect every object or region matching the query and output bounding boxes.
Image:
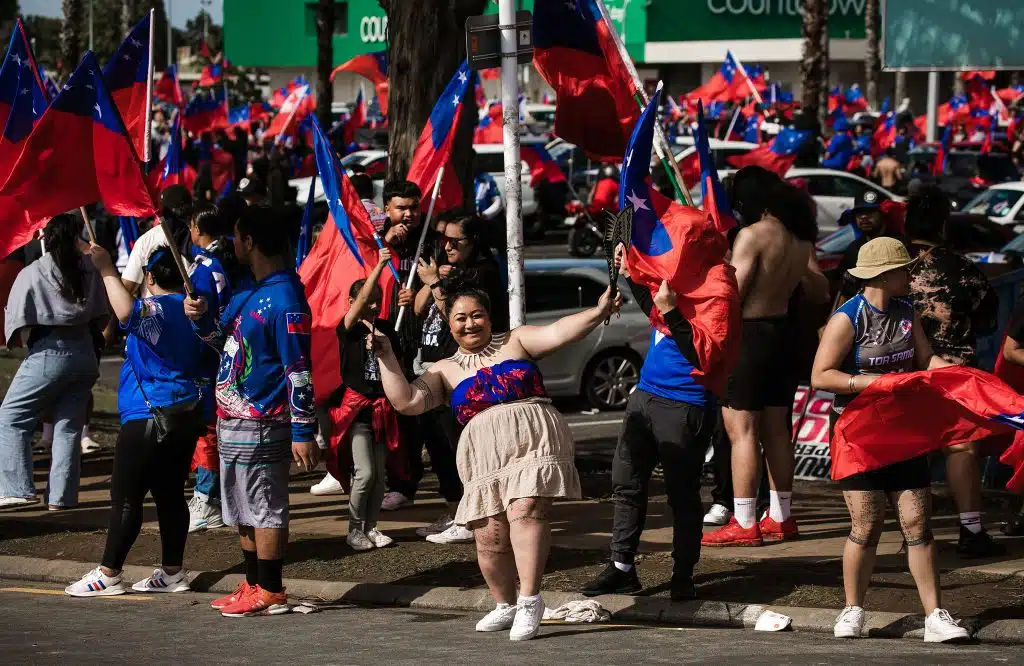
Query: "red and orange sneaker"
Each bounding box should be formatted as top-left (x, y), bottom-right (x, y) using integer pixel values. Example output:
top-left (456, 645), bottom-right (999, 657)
top-left (701, 517), bottom-right (763, 547)
top-left (220, 585), bottom-right (289, 617)
top-left (210, 581), bottom-right (254, 610)
top-left (760, 515), bottom-right (799, 543)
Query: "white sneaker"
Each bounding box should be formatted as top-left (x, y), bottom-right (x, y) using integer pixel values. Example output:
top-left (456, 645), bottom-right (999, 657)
top-left (510, 595), bottom-right (544, 641)
top-left (924, 608), bottom-right (969, 643)
top-left (416, 514), bottom-right (454, 537)
top-left (0, 496), bottom-right (37, 509)
top-left (834, 605), bottom-right (865, 638)
top-left (366, 528), bottom-right (394, 548)
top-left (188, 494), bottom-right (225, 533)
top-left (131, 568), bottom-right (191, 593)
top-left (310, 473), bottom-right (344, 496)
top-left (380, 491), bottom-right (412, 511)
top-left (80, 435), bottom-right (101, 454)
top-left (703, 503), bottom-right (732, 526)
top-left (476, 603), bottom-right (518, 632)
top-left (346, 528), bottom-right (375, 551)
top-left (426, 523), bottom-right (474, 544)
top-left (65, 567), bottom-right (126, 597)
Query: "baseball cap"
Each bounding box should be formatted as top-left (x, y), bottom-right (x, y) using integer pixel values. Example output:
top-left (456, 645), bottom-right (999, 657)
top-left (237, 175), bottom-right (266, 197)
top-left (848, 237), bottom-right (915, 280)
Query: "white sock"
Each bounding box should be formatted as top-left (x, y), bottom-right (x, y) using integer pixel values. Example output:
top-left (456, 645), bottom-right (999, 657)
top-left (734, 498), bottom-right (756, 529)
top-left (517, 594), bottom-right (541, 606)
top-left (42, 423), bottom-right (54, 441)
top-left (960, 511), bottom-right (982, 534)
top-left (769, 490), bottom-right (792, 523)
top-left (81, 425), bottom-right (90, 439)
top-left (495, 602), bottom-right (512, 610)
top-left (613, 561), bottom-right (633, 572)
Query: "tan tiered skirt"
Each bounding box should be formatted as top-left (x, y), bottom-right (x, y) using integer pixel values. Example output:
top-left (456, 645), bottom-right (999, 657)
top-left (454, 398), bottom-right (582, 525)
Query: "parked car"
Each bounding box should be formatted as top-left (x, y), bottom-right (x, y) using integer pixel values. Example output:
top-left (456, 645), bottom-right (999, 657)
top-left (905, 145), bottom-right (1020, 209)
top-left (672, 139), bottom-right (758, 169)
top-left (524, 259), bottom-right (650, 410)
top-left (961, 182), bottom-right (1024, 232)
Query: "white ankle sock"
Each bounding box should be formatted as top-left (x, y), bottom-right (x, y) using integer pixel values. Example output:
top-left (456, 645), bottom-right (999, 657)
top-left (613, 561), bottom-right (633, 572)
top-left (517, 594), bottom-right (541, 605)
top-left (42, 423), bottom-right (54, 440)
top-left (495, 602), bottom-right (512, 610)
top-left (769, 490), bottom-right (792, 523)
top-left (960, 511), bottom-right (982, 534)
top-left (81, 425), bottom-right (90, 439)
top-left (734, 498), bottom-right (756, 529)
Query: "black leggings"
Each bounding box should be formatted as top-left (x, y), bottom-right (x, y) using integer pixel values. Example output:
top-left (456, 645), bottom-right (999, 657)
top-left (101, 417), bottom-right (202, 571)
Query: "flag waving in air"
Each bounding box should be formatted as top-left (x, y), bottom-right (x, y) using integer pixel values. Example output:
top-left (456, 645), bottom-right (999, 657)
top-left (406, 60), bottom-right (476, 213)
top-left (620, 88), bottom-right (741, 395)
top-left (694, 101), bottom-right (736, 235)
top-left (726, 127), bottom-right (811, 176)
top-left (264, 83), bottom-right (312, 139)
top-left (0, 19), bottom-right (49, 174)
top-left (154, 64), bottom-right (183, 107)
top-left (330, 51), bottom-right (389, 116)
top-left (533, 0), bottom-right (638, 159)
top-left (0, 51), bottom-right (156, 258)
top-left (103, 11), bottom-right (153, 160)
top-left (521, 144), bottom-right (567, 188)
top-left (686, 51), bottom-right (749, 105)
top-left (182, 85), bottom-right (228, 134)
top-left (158, 116), bottom-right (196, 193)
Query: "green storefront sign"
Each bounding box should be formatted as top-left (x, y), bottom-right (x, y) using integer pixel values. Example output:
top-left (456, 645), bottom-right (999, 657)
top-left (646, 0), bottom-right (867, 43)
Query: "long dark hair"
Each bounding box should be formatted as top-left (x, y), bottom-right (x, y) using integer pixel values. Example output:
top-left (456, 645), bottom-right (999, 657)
top-left (43, 214), bottom-right (86, 302)
top-left (441, 271), bottom-right (492, 320)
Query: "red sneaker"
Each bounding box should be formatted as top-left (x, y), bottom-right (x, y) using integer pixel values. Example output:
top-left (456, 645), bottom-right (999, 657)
top-left (760, 516), bottom-right (799, 543)
top-left (702, 517), bottom-right (763, 547)
top-left (220, 585), bottom-right (289, 617)
top-left (210, 581), bottom-right (254, 610)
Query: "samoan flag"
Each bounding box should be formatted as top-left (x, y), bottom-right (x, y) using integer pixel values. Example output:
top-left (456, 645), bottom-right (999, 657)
top-left (118, 216), bottom-right (140, 252)
top-left (726, 127), bottom-right (811, 176)
top-left (154, 64), bottom-right (184, 107)
top-left (686, 51), bottom-right (740, 105)
top-left (406, 60), bottom-right (475, 213)
top-left (933, 124), bottom-right (952, 176)
top-left (938, 95), bottom-right (969, 128)
top-left (330, 51), bottom-right (389, 116)
top-left (103, 12), bottom-right (152, 160)
top-left (37, 64), bottom-right (59, 104)
top-left (182, 85), bottom-right (228, 134)
top-left (298, 114), bottom-right (395, 403)
top-left (521, 144), bottom-right (567, 188)
top-left (0, 52), bottom-right (156, 258)
top-left (694, 101), bottom-right (735, 235)
top-left (159, 116), bottom-right (196, 192)
top-left (473, 101), bottom-right (503, 144)
top-left (350, 87), bottom-right (366, 129)
top-left (620, 88), bottom-right (741, 395)
top-left (296, 166), bottom-right (317, 270)
top-left (533, 0), bottom-right (638, 160)
top-left (264, 84), bottom-right (311, 140)
top-left (199, 63), bottom-right (223, 88)
top-left (0, 19), bottom-right (49, 174)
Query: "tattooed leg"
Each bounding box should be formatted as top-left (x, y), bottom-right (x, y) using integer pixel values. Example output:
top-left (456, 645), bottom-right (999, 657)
top-left (472, 516), bottom-right (516, 604)
top-left (507, 498), bottom-right (553, 597)
top-left (842, 490), bottom-right (887, 608)
top-left (891, 488), bottom-right (941, 614)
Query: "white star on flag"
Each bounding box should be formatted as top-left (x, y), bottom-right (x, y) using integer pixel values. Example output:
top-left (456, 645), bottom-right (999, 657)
top-left (130, 38), bottom-right (142, 48)
top-left (336, 198), bottom-right (344, 207)
top-left (626, 190), bottom-right (649, 212)
top-left (11, 53), bottom-right (21, 67)
top-left (625, 149), bottom-right (633, 167)
top-left (452, 94), bottom-right (460, 107)
top-left (458, 70), bottom-right (467, 84)
top-left (19, 88), bottom-right (28, 96)
top-left (123, 54), bottom-right (133, 61)
top-left (94, 103), bottom-right (102, 118)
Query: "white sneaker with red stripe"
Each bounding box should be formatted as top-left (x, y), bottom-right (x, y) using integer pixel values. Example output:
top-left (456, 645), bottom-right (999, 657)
top-left (131, 568), bottom-right (191, 593)
top-left (65, 567), bottom-right (126, 597)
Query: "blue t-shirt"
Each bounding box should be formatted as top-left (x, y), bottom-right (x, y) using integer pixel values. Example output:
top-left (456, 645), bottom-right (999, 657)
top-left (636, 329), bottom-right (709, 407)
top-left (118, 294), bottom-right (213, 424)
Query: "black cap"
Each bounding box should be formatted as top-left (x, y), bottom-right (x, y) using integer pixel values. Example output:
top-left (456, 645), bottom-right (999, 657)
top-left (237, 175), bottom-right (267, 197)
top-left (851, 189), bottom-right (882, 212)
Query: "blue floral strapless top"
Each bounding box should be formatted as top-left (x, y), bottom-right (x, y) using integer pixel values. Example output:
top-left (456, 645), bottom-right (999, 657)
top-left (450, 359), bottom-right (548, 426)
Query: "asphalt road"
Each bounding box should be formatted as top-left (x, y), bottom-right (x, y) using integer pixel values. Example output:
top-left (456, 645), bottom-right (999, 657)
top-left (0, 582), bottom-right (1018, 665)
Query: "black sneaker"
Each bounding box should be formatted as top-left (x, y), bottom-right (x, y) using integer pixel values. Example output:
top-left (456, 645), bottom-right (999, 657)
top-left (581, 561), bottom-right (641, 597)
top-left (1002, 512), bottom-right (1024, 537)
top-left (670, 573), bottom-right (696, 602)
top-left (957, 526), bottom-right (1007, 558)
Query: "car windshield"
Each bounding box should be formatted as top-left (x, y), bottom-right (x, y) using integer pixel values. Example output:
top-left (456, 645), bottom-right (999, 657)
top-left (964, 188), bottom-right (1024, 218)
top-left (340, 153), bottom-right (369, 167)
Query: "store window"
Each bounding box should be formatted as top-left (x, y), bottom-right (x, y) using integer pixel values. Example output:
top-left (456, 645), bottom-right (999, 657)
top-left (305, 2), bottom-right (349, 37)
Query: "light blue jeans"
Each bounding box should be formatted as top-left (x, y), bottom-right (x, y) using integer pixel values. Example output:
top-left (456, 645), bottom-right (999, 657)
top-left (0, 332), bottom-right (99, 506)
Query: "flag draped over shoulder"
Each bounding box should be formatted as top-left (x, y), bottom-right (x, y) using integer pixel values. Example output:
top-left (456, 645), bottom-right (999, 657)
top-left (0, 52), bottom-right (155, 257)
top-left (532, 0), bottom-right (638, 160)
top-left (620, 89), bottom-right (741, 395)
top-left (299, 116), bottom-right (394, 404)
top-left (0, 19), bottom-right (49, 174)
top-left (103, 12), bottom-right (152, 159)
top-left (832, 367), bottom-right (1024, 492)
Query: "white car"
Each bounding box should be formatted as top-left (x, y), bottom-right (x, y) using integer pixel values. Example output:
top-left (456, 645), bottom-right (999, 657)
top-left (962, 182), bottom-right (1024, 232)
top-left (672, 139), bottom-right (758, 169)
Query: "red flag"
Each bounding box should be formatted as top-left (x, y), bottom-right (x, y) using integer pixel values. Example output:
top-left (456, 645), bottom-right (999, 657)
top-left (182, 85), bottom-right (228, 134)
top-left (350, 87), bottom-right (366, 129)
top-left (154, 64), bottom-right (183, 107)
top-left (473, 102), bottom-right (504, 144)
top-left (0, 52), bottom-right (155, 258)
top-left (533, 0), bottom-right (638, 159)
top-left (678, 151), bottom-right (700, 191)
top-left (264, 84), bottom-right (311, 139)
top-left (102, 13), bottom-right (153, 160)
top-left (330, 51), bottom-right (388, 85)
top-left (726, 127), bottom-right (811, 176)
top-left (521, 145), bottom-right (566, 188)
top-left (198, 64), bottom-right (223, 88)
top-left (832, 366), bottom-right (1024, 492)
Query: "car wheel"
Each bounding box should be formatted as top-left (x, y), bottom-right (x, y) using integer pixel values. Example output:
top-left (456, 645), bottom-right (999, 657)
top-left (582, 349), bottom-right (641, 411)
top-left (567, 226), bottom-right (599, 257)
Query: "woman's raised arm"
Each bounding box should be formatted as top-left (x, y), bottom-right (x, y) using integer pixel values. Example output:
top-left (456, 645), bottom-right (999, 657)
top-left (512, 287), bottom-right (622, 360)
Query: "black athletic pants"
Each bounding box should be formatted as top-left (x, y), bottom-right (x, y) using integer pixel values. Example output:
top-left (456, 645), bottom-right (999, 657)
top-left (610, 390), bottom-right (711, 578)
top-left (101, 416), bottom-right (202, 571)
top-left (388, 410), bottom-right (463, 504)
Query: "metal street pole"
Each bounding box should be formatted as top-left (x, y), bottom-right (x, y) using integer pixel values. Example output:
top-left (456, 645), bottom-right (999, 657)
top-left (499, 0), bottom-right (524, 329)
top-left (926, 71), bottom-right (938, 143)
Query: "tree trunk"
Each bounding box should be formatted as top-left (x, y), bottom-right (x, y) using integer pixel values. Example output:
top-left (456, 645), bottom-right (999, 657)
top-left (379, 0), bottom-right (488, 205)
top-left (315, 0), bottom-right (335, 132)
top-left (800, 0), bottom-right (827, 128)
top-left (817, 8), bottom-right (830, 131)
top-left (60, 0), bottom-right (84, 78)
top-left (122, 0), bottom-right (139, 35)
top-left (864, 0), bottom-right (880, 110)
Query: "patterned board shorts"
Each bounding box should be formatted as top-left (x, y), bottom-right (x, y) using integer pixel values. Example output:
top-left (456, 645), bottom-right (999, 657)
top-left (218, 417), bottom-right (293, 529)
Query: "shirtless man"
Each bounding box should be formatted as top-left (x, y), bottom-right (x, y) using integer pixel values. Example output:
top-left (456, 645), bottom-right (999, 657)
top-left (873, 148), bottom-right (904, 191)
top-left (703, 167), bottom-right (829, 547)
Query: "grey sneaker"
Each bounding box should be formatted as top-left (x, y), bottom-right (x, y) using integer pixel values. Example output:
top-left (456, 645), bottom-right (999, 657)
top-left (346, 528), bottom-right (375, 552)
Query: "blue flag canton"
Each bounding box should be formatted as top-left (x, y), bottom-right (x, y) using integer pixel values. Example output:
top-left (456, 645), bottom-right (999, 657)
top-left (532, 0), bottom-right (602, 55)
top-left (721, 52), bottom-right (738, 83)
top-left (0, 28), bottom-right (47, 142)
top-left (51, 53), bottom-right (126, 135)
top-left (103, 14), bottom-right (150, 90)
top-left (771, 128), bottom-right (812, 156)
top-left (429, 61), bottom-right (473, 150)
top-left (619, 88), bottom-right (671, 257)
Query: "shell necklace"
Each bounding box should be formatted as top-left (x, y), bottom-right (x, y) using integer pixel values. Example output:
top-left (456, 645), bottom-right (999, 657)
top-left (451, 332), bottom-right (507, 371)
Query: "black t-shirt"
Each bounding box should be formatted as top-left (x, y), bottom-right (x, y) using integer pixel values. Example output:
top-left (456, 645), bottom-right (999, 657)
top-left (338, 319), bottom-right (402, 420)
top-left (1007, 298), bottom-right (1024, 344)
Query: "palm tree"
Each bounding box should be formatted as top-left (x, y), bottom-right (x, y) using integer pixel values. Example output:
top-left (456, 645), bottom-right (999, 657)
top-left (800, 0), bottom-right (828, 129)
top-left (865, 0), bottom-right (880, 110)
top-left (60, 0), bottom-right (84, 78)
top-left (315, 0), bottom-right (335, 132)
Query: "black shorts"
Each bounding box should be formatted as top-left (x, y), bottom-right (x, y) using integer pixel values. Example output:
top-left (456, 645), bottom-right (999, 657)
top-left (829, 410), bottom-right (931, 492)
top-left (722, 316), bottom-right (797, 411)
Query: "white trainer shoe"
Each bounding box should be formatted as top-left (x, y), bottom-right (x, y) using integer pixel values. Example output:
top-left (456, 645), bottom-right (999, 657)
top-left (426, 523), bottom-right (474, 544)
top-left (80, 435), bottom-right (101, 454)
top-left (65, 567), bottom-right (126, 597)
top-left (416, 514), bottom-right (453, 537)
top-left (924, 608), bottom-right (969, 643)
top-left (347, 528), bottom-right (375, 551)
top-left (366, 528), bottom-right (394, 548)
top-left (380, 491), bottom-right (413, 511)
top-left (510, 595), bottom-right (544, 641)
top-left (703, 503), bottom-right (732, 526)
top-left (834, 605), bottom-right (865, 638)
top-left (188, 494), bottom-right (225, 533)
top-left (310, 473), bottom-right (344, 496)
top-left (476, 603), bottom-right (518, 632)
top-left (0, 496), bottom-right (37, 509)
top-left (131, 567), bottom-right (191, 593)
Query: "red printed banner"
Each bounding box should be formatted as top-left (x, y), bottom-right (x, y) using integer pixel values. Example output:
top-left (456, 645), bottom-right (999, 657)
top-left (791, 386), bottom-right (835, 481)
